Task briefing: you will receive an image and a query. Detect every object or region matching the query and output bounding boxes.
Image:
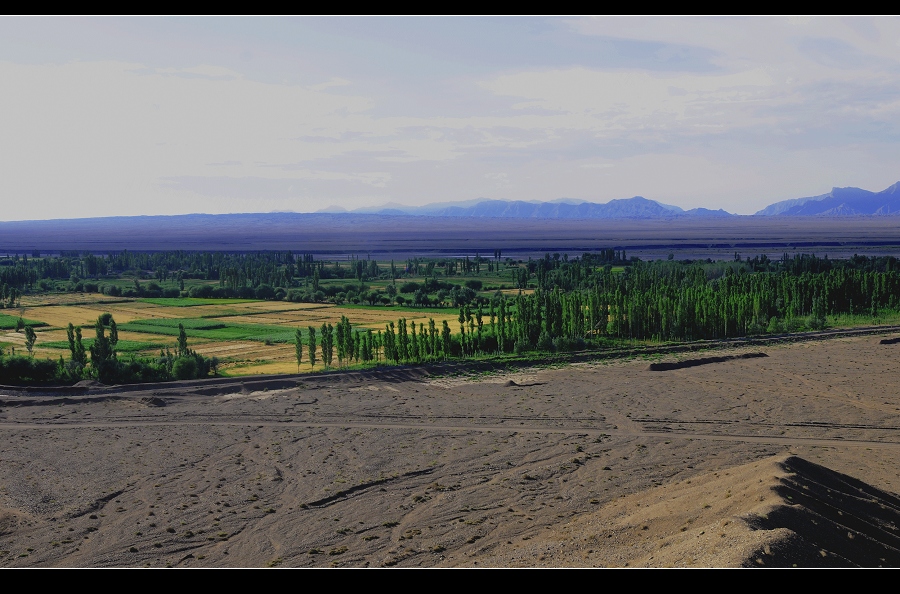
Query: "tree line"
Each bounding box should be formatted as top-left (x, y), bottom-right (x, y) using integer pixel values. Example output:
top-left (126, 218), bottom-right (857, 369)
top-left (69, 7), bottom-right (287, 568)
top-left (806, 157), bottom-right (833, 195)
top-left (4, 251), bottom-right (900, 384)
top-left (0, 315), bottom-right (218, 385)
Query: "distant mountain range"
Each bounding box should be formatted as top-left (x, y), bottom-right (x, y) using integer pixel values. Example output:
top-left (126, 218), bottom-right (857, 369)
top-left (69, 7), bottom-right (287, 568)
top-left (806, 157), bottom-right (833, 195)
top-left (317, 181), bottom-right (900, 219)
top-left (321, 196), bottom-right (733, 219)
top-left (754, 182), bottom-right (900, 216)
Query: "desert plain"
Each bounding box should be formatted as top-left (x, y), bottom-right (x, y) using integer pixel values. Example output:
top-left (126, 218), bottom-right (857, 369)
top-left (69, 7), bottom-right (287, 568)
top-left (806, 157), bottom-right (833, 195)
top-left (2, 333), bottom-right (900, 567)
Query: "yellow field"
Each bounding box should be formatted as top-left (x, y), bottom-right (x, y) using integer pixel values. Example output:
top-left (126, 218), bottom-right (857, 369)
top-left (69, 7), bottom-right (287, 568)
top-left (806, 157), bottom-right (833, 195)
top-left (17, 302), bottom-right (179, 327)
top-left (8, 294), bottom-right (461, 376)
top-left (17, 294), bottom-right (130, 307)
top-left (206, 308), bottom-right (459, 331)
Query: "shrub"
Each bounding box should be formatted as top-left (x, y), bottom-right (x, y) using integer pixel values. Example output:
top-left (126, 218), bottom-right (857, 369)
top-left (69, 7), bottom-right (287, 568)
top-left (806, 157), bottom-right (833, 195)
top-left (553, 336), bottom-right (585, 352)
top-left (536, 331), bottom-right (554, 352)
top-left (172, 357), bottom-right (198, 380)
top-left (255, 284), bottom-right (276, 300)
top-left (399, 281), bottom-right (420, 294)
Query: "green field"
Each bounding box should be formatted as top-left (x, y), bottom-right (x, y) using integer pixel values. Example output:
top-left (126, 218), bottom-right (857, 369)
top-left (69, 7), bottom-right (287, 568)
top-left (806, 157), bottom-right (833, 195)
top-left (41, 339), bottom-right (168, 353)
top-left (0, 314), bottom-right (47, 329)
top-left (120, 318), bottom-right (297, 343)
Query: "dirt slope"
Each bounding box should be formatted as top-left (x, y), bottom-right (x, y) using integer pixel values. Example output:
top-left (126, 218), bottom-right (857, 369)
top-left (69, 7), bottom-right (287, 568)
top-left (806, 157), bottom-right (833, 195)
top-left (483, 454), bottom-right (900, 567)
top-left (1, 335), bottom-right (900, 567)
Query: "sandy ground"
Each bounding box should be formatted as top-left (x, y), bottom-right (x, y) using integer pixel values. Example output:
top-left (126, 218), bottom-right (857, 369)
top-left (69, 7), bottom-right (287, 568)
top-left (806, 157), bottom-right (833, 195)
top-left (1, 335), bottom-right (900, 567)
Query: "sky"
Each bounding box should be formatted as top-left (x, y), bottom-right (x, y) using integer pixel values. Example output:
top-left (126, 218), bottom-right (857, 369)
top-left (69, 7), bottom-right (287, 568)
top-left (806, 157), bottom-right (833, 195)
top-left (1, 16), bottom-right (899, 220)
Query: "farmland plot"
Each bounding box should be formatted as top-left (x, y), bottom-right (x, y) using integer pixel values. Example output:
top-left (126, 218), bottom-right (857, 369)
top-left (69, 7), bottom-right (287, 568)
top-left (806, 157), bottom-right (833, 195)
top-left (5, 293), bottom-right (459, 376)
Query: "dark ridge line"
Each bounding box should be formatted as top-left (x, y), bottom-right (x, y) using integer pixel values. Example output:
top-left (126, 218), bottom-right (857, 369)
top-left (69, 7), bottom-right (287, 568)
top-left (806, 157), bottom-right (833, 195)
top-left (648, 352), bottom-right (767, 371)
top-left (69, 488), bottom-right (127, 519)
top-left (303, 468), bottom-right (435, 509)
top-left (880, 337), bottom-right (900, 344)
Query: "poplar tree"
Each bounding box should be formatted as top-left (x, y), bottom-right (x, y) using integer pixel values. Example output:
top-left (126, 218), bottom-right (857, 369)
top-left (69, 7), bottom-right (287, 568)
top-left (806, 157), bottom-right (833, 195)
top-left (67, 323), bottom-right (76, 360)
top-left (441, 320), bottom-right (452, 359)
top-left (295, 328), bottom-right (303, 372)
top-left (307, 326), bottom-right (317, 368)
top-left (177, 323), bottom-right (188, 358)
top-left (410, 320), bottom-right (419, 362)
top-left (24, 325), bottom-right (36, 356)
top-left (336, 318), bottom-right (345, 366)
top-left (398, 318), bottom-right (409, 361)
top-left (321, 322), bottom-right (334, 368)
top-left (74, 327), bottom-right (87, 367)
top-left (384, 322), bottom-right (397, 363)
top-left (109, 319), bottom-right (118, 359)
top-left (428, 318), bottom-right (437, 359)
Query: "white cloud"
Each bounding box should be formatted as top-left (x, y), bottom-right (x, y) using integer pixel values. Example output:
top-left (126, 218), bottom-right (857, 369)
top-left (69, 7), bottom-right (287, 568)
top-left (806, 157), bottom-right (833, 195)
top-left (481, 67), bottom-right (779, 135)
top-left (308, 77), bottom-right (352, 91)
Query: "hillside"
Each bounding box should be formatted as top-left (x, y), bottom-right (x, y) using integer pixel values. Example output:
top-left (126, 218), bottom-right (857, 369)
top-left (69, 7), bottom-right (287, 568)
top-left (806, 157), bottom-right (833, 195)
top-left (756, 182), bottom-right (900, 216)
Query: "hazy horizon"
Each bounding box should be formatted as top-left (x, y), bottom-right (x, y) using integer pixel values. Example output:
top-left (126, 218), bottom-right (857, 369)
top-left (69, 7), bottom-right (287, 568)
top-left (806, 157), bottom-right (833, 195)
top-left (2, 16), bottom-right (899, 221)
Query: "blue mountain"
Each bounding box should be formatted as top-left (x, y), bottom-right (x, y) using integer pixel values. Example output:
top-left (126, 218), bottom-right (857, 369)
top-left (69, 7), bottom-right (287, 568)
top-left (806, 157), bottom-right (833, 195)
top-left (755, 182), bottom-right (900, 216)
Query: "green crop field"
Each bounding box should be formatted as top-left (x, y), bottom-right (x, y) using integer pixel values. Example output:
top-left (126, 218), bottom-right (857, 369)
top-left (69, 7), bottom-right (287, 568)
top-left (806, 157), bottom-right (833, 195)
top-left (0, 314), bottom-right (47, 329)
top-left (120, 318), bottom-right (296, 343)
top-left (41, 339), bottom-right (168, 353)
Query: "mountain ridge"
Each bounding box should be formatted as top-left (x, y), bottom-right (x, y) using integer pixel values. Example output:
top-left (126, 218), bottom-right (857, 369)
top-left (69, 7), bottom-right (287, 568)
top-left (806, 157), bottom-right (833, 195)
top-left (315, 181), bottom-right (900, 220)
top-left (321, 196), bottom-right (733, 220)
top-left (754, 182), bottom-right (900, 216)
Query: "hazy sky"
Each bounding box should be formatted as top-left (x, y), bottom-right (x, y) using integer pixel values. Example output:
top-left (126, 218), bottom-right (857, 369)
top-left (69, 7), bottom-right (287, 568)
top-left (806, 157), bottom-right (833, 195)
top-left (2, 16), bottom-right (899, 220)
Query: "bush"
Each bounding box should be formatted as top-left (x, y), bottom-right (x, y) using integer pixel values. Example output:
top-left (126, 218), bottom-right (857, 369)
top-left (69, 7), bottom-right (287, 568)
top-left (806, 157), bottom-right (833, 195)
top-left (806, 315), bottom-right (826, 331)
top-left (536, 331), bottom-right (554, 352)
top-left (189, 284), bottom-right (214, 298)
top-left (255, 284), bottom-right (276, 300)
top-left (481, 335), bottom-right (498, 353)
top-left (0, 355), bottom-right (59, 384)
top-left (553, 336), bottom-right (585, 352)
top-left (746, 320), bottom-right (765, 336)
top-left (783, 317), bottom-right (803, 333)
top-left (172, 357), bottom-right (199, 380)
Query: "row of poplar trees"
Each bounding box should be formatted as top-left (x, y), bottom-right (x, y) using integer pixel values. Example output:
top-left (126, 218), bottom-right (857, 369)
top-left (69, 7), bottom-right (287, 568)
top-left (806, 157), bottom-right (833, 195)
top-left (292, 260), bottom-right (900, 367)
